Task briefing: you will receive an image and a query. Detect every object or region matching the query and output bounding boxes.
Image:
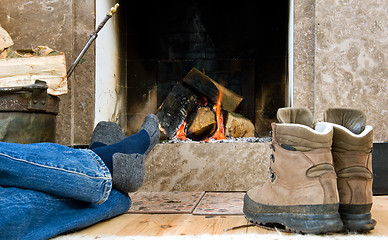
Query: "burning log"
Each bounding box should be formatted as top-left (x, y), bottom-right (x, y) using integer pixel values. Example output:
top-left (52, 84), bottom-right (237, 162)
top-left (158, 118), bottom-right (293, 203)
top-left (156, 82), bottom-right (199, 139)
top-left (225, 112), bottom-right (255, 138)
top-left (186, 107), bottom-right (217, 141)
top-left (157, 68), bottom-right (255, 140)
top-left (182, 68), bottom-right (243, 112)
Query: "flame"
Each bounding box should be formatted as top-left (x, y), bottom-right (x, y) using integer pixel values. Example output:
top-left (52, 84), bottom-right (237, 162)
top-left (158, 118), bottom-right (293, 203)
top-left (208, 89), bottom-right (226, 141)
top-left (176, 120), bottom-right (187, 140)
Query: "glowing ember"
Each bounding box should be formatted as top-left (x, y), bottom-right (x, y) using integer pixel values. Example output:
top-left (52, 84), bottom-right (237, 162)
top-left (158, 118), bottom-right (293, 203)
top-left (199, 95), bottom-right (208, 107)
top-left (175, 120), bottom-right (187, 140)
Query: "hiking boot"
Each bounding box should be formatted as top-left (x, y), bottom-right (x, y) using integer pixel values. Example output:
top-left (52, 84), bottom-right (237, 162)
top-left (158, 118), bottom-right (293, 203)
top-left (243, 107), bottom-right (343, 234)
top-left (324, 108), bottom-right (376, 232)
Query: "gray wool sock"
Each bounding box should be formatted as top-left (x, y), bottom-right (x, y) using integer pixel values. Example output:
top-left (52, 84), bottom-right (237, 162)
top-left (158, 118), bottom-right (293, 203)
top-left (112, 153), bottom-right (145, 193)
top-left (140, 114), bottom-right (160, 155)
top-left (90, 121), bottom-right (126, 147)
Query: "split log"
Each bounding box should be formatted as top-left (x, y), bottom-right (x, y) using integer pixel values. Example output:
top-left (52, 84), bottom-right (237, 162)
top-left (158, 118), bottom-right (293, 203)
top-left (182, 68), bottom-right (243, 112)
top-left (186, 107), bottom-right (216, 141)
top-left (0, 51), bottom-right (67, 96)
top-left (0, 26), bottom-right (13, 52)
top-left (225, 112), bottom-right (255, 138)
top-left (156, 82), bottom-right (199, 139)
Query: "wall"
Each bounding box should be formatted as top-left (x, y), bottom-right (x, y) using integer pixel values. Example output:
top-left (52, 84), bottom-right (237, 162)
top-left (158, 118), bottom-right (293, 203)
top-left (0, 0), bottom-right (96, 145)
top-left (294, 0), bottom-right (388, 141)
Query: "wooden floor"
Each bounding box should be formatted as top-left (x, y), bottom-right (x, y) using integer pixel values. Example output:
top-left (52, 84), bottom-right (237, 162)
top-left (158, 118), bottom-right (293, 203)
top-left (65, 196), bottom-right (388, 237)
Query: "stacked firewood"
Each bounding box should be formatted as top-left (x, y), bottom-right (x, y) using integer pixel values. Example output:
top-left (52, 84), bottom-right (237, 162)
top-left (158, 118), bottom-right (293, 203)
top-left (0, 25), bottom-right (67, 96)
top-left (157, 68), bottom-right (255, 141)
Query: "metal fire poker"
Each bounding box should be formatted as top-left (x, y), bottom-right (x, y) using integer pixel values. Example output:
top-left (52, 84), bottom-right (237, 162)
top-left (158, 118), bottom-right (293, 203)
top-left (66, 3), bottom-right (119, 78)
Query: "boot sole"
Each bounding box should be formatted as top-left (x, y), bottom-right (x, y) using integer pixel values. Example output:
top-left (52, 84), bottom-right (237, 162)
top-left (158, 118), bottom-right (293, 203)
top-left (339, 204), bottom-right (376, 232)
top-left (340, 212), bottom-right (376, 232)
top-left (244, 195), bottom-right (343, 234)
top-left (245, 211), bottom-right (343, 234)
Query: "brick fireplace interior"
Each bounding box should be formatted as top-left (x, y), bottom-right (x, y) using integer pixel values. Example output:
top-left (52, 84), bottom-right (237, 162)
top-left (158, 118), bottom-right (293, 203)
top-left (117, 1), bottom-right (290, 137)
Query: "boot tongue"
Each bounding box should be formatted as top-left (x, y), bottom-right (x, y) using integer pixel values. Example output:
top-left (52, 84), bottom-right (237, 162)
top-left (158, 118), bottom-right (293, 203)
top-left (277, 107), bottom-right (314, 128)
top-left (324, 108), bottom-right (366, 134)
top-left (274, 108), bottom-right (333, 151)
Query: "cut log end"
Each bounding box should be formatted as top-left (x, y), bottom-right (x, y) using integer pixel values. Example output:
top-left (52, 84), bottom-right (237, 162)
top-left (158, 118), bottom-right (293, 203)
top-left (186, 107), bottom-right (217, 141)
top-left (0, 26), bottom-right (14, 52)
top-left (225, 112), bottom-right (255, 138)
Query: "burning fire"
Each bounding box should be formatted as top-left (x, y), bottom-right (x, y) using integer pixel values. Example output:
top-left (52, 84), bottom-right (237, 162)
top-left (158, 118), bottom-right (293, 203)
top-left (175, 120), bottom-right (187, 140)
top-left (207, 89), bottom-right (226, 141)
top-left (174, 70), bottom-right (226, 141)
top-left (174, 90), bottom-right (226, 141)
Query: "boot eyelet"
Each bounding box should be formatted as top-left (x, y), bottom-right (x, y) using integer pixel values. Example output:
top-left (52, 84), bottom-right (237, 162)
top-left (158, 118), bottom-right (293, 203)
top-left (270, 144), bottom-right (275, 151)
top-left (270, 154), bottom-right (275, 162)
top-left (270, 172), bottom-right (276, 182)
top-left (269, 167), bottom-right (276, 182)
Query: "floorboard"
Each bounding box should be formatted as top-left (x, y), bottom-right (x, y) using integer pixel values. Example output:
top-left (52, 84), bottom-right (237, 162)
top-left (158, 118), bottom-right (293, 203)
top-left (64, 196), bottom-right (388, 237)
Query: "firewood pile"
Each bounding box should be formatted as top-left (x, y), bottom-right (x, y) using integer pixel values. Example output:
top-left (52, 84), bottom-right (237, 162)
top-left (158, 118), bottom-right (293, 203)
top-left (157, 68), bottom-right (255, 141)
top-left (0, 25), bottom-right (67, 96)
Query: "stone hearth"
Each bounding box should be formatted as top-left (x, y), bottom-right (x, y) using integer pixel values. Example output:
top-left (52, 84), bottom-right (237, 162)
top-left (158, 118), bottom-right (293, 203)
top-left (139, 141), bottom-right (272, 192)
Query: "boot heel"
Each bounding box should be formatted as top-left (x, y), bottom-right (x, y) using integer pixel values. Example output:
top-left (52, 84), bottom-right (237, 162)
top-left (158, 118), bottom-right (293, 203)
top-left (340, 212), bottom-right (376, 232)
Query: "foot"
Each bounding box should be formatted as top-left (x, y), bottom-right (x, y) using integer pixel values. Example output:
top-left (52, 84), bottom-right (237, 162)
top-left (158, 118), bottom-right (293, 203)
top-left (90, 121), bottom-right (126, 149)
top-left (139, 114), bottom-right (160, 155)
top-left (112, 153), bottom-right (146, 193)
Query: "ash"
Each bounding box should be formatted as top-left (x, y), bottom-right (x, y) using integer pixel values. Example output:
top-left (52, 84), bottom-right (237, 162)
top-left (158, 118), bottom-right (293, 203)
top-left (162, 137), bottom-right (272, 144)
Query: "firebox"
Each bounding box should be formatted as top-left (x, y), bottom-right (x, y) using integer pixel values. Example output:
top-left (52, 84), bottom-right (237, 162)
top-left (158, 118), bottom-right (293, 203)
top-left (99, 0), bottom-right (290, 138)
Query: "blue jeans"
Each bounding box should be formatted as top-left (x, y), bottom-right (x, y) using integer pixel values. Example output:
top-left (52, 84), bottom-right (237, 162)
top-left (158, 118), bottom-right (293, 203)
top-left (0, 142), bottom-right (131, 240)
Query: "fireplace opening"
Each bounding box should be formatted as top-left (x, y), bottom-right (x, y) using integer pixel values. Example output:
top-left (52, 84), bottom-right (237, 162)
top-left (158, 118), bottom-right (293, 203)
top-left (116, 1), bottom-right (290, 137)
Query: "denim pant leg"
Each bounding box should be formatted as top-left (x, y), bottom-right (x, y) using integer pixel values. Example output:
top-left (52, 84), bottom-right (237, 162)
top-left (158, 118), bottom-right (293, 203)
top-left (0, 186), bottom-right (131, 240)
top-left (0, 142), bottom-right (111, 204)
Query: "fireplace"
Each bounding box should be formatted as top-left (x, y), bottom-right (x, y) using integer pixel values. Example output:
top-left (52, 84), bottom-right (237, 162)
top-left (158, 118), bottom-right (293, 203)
top-left (96, 0), bottom-right (290, 138)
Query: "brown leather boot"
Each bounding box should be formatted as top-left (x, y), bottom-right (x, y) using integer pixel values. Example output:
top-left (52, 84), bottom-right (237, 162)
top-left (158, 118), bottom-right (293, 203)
top-left (244, 108), bottom-right (343, 234)
top-left (324, 108), bottom-right (376, 232)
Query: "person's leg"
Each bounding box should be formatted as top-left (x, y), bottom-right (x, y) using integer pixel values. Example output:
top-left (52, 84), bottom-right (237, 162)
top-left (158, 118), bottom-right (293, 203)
top-left (0, 186), bottom-right (130, 240)
top-left (0, 114), bottom-right (159, 202)
top-left (0, 142), bottom-right (112, 204)
top-left (91, 114), bottom-right (160, 171)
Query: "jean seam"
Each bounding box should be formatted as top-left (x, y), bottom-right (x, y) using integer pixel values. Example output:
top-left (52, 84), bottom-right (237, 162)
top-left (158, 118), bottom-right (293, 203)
top-left (0, 152), bottom-right (111, 180)
top-left (83, 149), bottom-right (112, 204)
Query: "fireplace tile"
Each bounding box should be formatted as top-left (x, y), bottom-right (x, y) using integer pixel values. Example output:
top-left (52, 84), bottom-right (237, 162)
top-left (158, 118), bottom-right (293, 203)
top-left (127, 191), bottom-right (205, 214)
top-left (192, 192), bottom-right (245, 215)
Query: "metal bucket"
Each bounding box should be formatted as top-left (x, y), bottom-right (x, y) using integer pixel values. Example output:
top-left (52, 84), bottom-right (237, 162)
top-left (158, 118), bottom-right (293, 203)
top-left (0, 80), bottom-right (59, 143)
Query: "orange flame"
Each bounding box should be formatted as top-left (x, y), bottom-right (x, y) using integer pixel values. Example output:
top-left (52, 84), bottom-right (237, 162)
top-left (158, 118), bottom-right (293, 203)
top-left (208, 90), bottom-right (226, 141)
top-left (176, 120), bottom-right (187, 140)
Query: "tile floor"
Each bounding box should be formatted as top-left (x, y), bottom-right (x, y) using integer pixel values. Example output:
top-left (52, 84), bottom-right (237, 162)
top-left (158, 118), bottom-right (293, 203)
top-left (128, 191), bottom-right (245, 215)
